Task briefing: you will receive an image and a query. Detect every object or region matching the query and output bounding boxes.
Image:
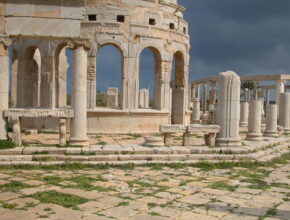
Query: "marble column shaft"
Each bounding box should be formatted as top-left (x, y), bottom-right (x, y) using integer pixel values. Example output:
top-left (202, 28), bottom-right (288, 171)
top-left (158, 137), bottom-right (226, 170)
top-left (240, 102), bottom-right (249, 127)
top-left (246, 100), bottom-right (263, 141)
top-left (69, 46), bottom-right (89, 146)
top-left (0, 40), bottom-right (10, 140)
top-left (278, 93), bottom-right (290, 132)
top-left (264, 104), bottom-right (279, 137)
top-left (191, 98), bottom-right (201, 123)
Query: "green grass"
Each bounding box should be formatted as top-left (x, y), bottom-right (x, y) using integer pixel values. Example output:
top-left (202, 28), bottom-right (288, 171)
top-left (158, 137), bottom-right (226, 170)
top-left (208, 181), bottom-right (237, 192)
top-left (0, 140), bottom-right (16, 150)
top-left (30, 191), bottom-right (88, 208)
top-left (126, 134), bottom-right (142, 139)
top-left (25, 202), bottom-right (37, 208)
top-left (0, 181), bottom-right (30, 192)
top-left (2, 203), bottom-right (17, 209)
top-left (42, 176), bottom-right (63, 185)
top-left (148, 212), bottom-right (161, 216)
top-left (117, 201), bottom-right (129, 206)
top-left (242, 178), bottom-right (270, 190)
top-left (32, 156), bottom-right (55, 162)
top-left (96, 141), bottom-right (107, 145)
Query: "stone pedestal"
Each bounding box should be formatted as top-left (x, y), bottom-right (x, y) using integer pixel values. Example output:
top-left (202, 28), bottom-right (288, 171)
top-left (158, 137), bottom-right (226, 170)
top-left (69, 46), bottom-right (89, 146)
top-left (278, 93), bottom-right (290, 132)
top-left (0, 38), bottom-right (11, 140)
top-left (216, 71), bottom-right (241, 146)
top-left (240, 102), bottom-right (249, 127)
top-left (59, 118), bottom-right (67, 146)
top-left (264, 104), bottom-right (279, 137)
top-left (191, 98), bottom-right (201, 123)
top-left (246, 100), bottom-right (263, 141)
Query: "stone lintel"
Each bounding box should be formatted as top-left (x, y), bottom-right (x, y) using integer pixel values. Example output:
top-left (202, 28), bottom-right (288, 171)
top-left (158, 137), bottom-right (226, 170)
top-left (4, 109), bottom-right (74, 118)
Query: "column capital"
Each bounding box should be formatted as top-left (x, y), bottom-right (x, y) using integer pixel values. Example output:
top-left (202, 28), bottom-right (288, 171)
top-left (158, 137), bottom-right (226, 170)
top-left (0, 36), bottom-right (12, 48)
top-left (68, 38), bottom-right (91, 51)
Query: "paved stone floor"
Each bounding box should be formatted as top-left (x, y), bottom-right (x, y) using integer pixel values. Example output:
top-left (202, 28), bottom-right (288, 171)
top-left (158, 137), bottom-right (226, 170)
top-left (0, 161), bottom-right (289, 220)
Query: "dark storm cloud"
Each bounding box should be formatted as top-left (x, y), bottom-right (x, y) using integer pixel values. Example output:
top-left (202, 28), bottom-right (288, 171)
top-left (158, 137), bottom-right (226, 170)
top-left (178, 0), bottom-right (290, 80)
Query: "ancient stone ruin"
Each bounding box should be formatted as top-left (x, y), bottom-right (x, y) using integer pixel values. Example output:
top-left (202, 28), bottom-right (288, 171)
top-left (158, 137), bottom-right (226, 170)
top-left (0, 0), bottom-right (289, 166)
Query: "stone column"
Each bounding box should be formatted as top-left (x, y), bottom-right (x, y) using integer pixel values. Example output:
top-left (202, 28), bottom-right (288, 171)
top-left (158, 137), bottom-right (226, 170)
top-left (246, 100), bottom-right (263, 141)
top-left (202, 83), bottom-right (207, 113)
top-left (209, 81), bottom-right (216, 106)
top-left (278, 93), bottom-right (290, 132)
top-left (276, 80), bottom-right (285, 110)
top-left (264, 104), bottom-right (279, 137)
top-left (191, 84), bottom-right (196, 101)
top-left (265, 89), bottom-right (270, 106)
top-left (59, 118), bottom-right (67, 146)
top-left (240, 102), bottom-right (249, 127)
top-left (191, 98), bottom-right (201, 123)
top-left (0, 37), bottom-right (11, 140)
top-left (216, 71), bottom-right (241, 146)
top-left (69, 43), bottom-right (89, 146)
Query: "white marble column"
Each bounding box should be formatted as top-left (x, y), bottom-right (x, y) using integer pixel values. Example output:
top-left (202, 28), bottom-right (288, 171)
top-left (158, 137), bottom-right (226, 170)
top-left (240, 102), bottom-right (249, 127)
top-left (0, 37), bottom-right (11, 140)
top-left (69, 44), bottom-right (89, 146)
top-left (264, 104), bottom-right (279, 137)
top-left (265, 89), bottom-right (270, 106)
top-left (191, 98), bottom-right (201, 123)
top-left (278, 93), bottom-right (290, 132)
top-left (202, 83), bottom-right (207, 113)
top-left (246, 100), bottom-right (263, 141)
top-left (216, 71), bottom-right (241, 146)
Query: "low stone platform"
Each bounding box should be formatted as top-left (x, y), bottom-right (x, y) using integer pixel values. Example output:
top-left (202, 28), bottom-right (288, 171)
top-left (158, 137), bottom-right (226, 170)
top-left (0, 137), bottom-right (289, 166)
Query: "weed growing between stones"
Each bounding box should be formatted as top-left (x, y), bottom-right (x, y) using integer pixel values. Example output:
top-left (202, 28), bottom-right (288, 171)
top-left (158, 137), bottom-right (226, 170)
top-left (0, 140), bottom-right (16, 150)
top-left (30, 191), bottom-right (88, 208)
top-left (0, 181), bottom-right (31, 192)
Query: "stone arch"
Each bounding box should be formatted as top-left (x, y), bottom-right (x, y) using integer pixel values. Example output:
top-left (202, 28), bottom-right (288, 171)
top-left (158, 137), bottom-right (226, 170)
top-left (17, 45), bottom-right (41, 108)
top-left (96, 42), bottom-right (124, 108)
top-left (138, 46), bottom-right (163, 110)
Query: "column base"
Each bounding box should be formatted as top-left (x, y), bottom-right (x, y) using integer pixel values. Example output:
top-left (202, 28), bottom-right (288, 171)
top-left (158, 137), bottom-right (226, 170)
top-left (216, 137), bottom-right (242, 147)
top-left (246, 133), bottom-right (263, 141)
top-left (263, 131), bottom-right (279, 138)
top-left (69, 137), bottom-right (89, 146)
top-left (240, 122), bottom-right (248, 127)
top-left (191, 120), bottom-right (201, 124)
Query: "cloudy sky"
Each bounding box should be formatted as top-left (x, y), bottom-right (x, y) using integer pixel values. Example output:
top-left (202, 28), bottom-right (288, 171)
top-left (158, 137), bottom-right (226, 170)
top-left (78, 0), bottom-right (290, 95)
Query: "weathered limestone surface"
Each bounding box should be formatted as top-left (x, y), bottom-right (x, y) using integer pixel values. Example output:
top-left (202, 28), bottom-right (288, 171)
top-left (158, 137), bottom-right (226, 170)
top-left (216, 71), bottom-right (241, 146)
top-left (264, 104), bottom-right (279, 138)
top-left (247, 100), bottom-right (263, 141)
top-left (279, 93), bottom-right (290, 132)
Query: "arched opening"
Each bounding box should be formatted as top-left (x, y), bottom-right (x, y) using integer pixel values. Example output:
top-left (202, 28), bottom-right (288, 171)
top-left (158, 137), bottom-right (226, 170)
top-left (96, 44), bottom-right (122, 108)
top-left (55, 44), bottom-right (71, 107)
top-left (139, 47), bottom-right (162, 109)
top-left (17, 46), bottom-right (41, 108)
top-left (171, 51), bottom-right (186, 124)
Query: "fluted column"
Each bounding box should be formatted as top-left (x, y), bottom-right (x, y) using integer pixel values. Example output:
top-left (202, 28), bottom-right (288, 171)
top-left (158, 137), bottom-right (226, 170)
top-left (216, 71), bottom-right (241, 146)
top-left (0, 37), bottom-right (11, 140)
top-left (69, 42), bottom-right (90, 146)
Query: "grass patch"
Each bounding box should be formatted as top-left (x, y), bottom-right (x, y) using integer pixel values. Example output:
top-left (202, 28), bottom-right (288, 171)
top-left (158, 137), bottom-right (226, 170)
top-left (25, 202), bottom-right (37, 208)
top-left (0, 140), bottom-right (16, 150)
top-left (0, 181), bottom-right (30, 192)
top-left (119, 163), bottom-right (135, 170)
top-left (30, 191), bottom-right (88, 208)
top-left (242, 178), bottom-right (270, 190)
top-left (96, 141), bottom-right (107, 145)
top-left (32, 156), bottom-right (55, 162)
top-left (117, 201), bottom-right (129, 206)
top-left (2, 203), bottom-right (17, 209)
top-left (208, 181), bottom-right (237, 192)
top-left (32, 151), bottom-right (49, 155)
top-left (148, 212), bottom-right (161, 216)
top-left (42, 176), bottom-right (63, 185)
